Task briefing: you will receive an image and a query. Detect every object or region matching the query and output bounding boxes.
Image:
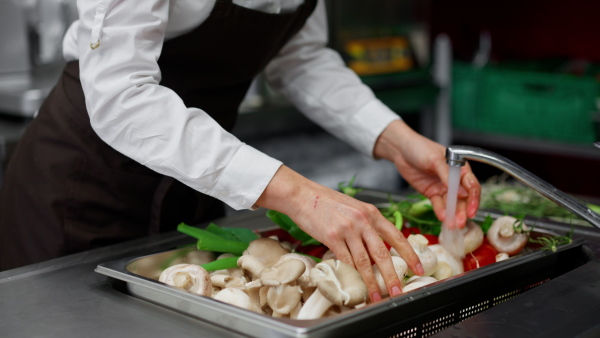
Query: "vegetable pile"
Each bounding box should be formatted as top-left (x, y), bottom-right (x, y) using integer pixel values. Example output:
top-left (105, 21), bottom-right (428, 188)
top-left (156, 178), bottom-right (576, 320)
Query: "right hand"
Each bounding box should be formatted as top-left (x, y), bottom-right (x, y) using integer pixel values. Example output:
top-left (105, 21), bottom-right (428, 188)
top-left (255, 165), bottom-right (424, 303)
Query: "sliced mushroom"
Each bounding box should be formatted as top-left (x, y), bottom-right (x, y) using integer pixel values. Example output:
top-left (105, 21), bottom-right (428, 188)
top-left (487, 216), bottom-right (529, 255)
top-left (159, 264), bottom-right (212, 296)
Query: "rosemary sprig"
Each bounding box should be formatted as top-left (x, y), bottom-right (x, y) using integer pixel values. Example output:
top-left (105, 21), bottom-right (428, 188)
top-left (528, 224), bottom-right (574, 252)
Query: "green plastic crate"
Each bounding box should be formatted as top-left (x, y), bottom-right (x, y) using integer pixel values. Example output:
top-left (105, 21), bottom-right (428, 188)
top-left (452, 62), bottom-right (599, 144)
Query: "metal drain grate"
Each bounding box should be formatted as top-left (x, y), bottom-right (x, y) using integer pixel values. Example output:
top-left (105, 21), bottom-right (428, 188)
top-left (421, 313), bottom-right (456, 337)
top-left (459, 300), bottom-right (490, 320)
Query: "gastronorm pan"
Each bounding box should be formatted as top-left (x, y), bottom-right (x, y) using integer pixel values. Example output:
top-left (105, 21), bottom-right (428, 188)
top-left (95, 216), bottom-right (591, 338)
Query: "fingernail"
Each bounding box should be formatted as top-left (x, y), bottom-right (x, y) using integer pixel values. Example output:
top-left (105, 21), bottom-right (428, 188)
top-left (391, 286), bottom-right (401, 296)
top-left (416, 263), bottom-right (425, 276)
top-left (371, 292), bottom-right (382, 302)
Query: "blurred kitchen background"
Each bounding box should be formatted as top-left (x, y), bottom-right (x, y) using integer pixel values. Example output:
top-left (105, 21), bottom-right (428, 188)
top-left (1, 0), bottom-right (599, 211)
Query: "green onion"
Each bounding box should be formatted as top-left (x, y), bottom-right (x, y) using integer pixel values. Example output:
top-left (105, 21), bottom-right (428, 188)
top-left (178, 223), bottom-right (249, 255)
top-left (201, 256), bottom-right (240, 271)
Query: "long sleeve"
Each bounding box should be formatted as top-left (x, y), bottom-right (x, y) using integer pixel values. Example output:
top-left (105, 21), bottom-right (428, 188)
top-left (75, 0), bottom-right (282, 210)
top-left (265, 0), bottom-right (400, 158)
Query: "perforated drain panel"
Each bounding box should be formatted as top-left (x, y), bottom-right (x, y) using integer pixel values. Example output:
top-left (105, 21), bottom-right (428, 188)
top-left (387, 278), bottom-right (550, 338)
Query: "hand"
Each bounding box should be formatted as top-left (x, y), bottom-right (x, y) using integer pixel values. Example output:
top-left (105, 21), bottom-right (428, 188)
top-left (374, 120), bottom-right (481, 229)
top-left (256, 165), bottom-right (424, 303)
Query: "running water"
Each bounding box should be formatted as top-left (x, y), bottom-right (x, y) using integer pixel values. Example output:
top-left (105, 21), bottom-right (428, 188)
top-left (439, 164), bottom-right (465, 259)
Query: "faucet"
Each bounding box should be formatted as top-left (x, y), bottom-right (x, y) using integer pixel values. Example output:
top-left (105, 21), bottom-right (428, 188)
top-left (446, 145), bottom-right (600, 230)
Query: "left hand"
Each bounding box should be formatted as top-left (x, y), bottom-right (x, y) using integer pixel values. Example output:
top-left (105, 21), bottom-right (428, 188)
top-left (374, 120), bottom-right (480, 229)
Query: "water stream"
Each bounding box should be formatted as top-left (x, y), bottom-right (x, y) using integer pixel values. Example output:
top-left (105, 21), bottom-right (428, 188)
top-left (439, 164), bottom-right (465, 259)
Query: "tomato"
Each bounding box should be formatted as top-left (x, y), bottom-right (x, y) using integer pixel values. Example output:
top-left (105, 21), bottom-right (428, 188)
top-left (463, 240), bottom-right (498, 272)
top-left (422, 234), bottom-right (439, 245)
top-left (261, 229), bottom-right (301, 247)
top-left (401, 227), bottom-right (421, 237)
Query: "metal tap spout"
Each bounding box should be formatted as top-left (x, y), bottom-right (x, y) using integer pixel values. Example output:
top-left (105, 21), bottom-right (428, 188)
top-left (446, 145), bottom-right (600, 230)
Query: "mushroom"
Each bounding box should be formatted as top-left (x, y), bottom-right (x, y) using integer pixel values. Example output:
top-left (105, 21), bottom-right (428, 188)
top-left (244, 237), bottom-right (290, 268)
top-left (237, 255), bottom-right (267, 280)
top-left (463, 220), bottom-right (484, 254)
top-left (429, 244), bottom-right (464, 277)
top-left (262, 253), bottom-right (316, 287)
top-left (496, 252), bottom-right (509, 262)
top-left (210, 274), bottom-right (245, 289)
top-left (213, 287), bottom-right (262, 314)
top-left (486, 216), bottom-right (529, 255)
top-left (267, 284), bottom-right (303, 316)
top-left (158, 264), bottom-right (212, 296)
top-left (321, 250), bottom-right (337, 261)
top-left (372, 256), bottom-right (408, 296)
top-left (260, 256), bottom-right (308, 286)
top-left (296, 259), bottom-right (368, 320)
top-left (402, 276), bottom-right (438, 292)
top-left (392, 234), bottom-right (437, 277)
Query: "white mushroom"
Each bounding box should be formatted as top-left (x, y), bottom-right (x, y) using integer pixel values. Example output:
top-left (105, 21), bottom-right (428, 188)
top-left (321, 250), bottom-right (337, 261)
top-left (486, 216), bottom-right (529, 255)
top-left (159, 264), bottom-right (212, 296)
top-left (463, 220), bottom-right (484, 254)
top-left (213, 287), bottom-right (262, 314)
top-left (402, 276), bottom-right (438, 292)
top-left (429, 244), bottom-right (464, 277)
top-left (244, 237), bottom-right (290, 268)
top-left (296, 259), bottom-right (368, 320)
top-left (372, 256), bottom-right (408, 296)
top-left (392, 234), bottom-right (437, 277)
top-left (267, 284), bottom-right (303, 315)
top-left (496, 252), bottom-right (510, 262)
top-left (260, 255), bottom-right (309, 286)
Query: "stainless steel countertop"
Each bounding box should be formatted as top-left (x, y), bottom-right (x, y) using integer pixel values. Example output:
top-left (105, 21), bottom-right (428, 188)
top-left (1, 191), bottom-right (600, 338)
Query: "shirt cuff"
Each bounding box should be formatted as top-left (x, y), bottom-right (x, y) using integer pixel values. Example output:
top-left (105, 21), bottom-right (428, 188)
top-left (211, 144), bottom-right (283, 210)
top-left (348, 99), bottom-right (401, 158)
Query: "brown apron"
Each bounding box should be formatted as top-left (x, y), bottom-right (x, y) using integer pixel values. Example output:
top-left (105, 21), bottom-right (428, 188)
top-left (0, 0), bottom-right (317, 270)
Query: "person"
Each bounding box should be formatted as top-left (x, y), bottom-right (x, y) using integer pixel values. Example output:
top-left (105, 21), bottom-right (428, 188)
top-left (0, 0), bottom-right (480, 302)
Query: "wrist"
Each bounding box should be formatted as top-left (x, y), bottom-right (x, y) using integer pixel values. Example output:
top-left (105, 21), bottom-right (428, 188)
top-left (373, 120), bottom-right (416, 162)
top-left (254, 165), bottom-right (314, 216)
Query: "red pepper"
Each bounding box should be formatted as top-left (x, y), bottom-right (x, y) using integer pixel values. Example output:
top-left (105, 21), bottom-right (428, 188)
top-left (296, 244), bottom-right (329, 259)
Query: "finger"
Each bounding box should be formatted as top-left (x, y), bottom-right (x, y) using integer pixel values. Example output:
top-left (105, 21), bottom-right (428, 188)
top-left (454, 197), bottom-right (468, 229)
top-left (378, 219), bottom-right (423, 277)
top-left (462, 171), bottom-right (481, 219)
top-left (346, 235), bottom-right (381, 302)
top-left (429, 194), bottom-right (445, 222)
top-left (362, 229), bottom-right (403, 298)
top-left (328, 240), bottom-right (354, 268)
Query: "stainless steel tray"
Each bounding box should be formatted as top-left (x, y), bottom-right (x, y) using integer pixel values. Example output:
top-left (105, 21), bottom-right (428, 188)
top-left (95, 220), bottom-right (590, 338)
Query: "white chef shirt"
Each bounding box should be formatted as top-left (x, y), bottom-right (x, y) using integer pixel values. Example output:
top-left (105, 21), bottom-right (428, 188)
top-left (62, 0), bottom-right (400, 210)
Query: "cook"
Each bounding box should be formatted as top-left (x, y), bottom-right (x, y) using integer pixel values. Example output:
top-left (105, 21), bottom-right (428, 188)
top-left (0, 0), bottom-right (480, 302)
